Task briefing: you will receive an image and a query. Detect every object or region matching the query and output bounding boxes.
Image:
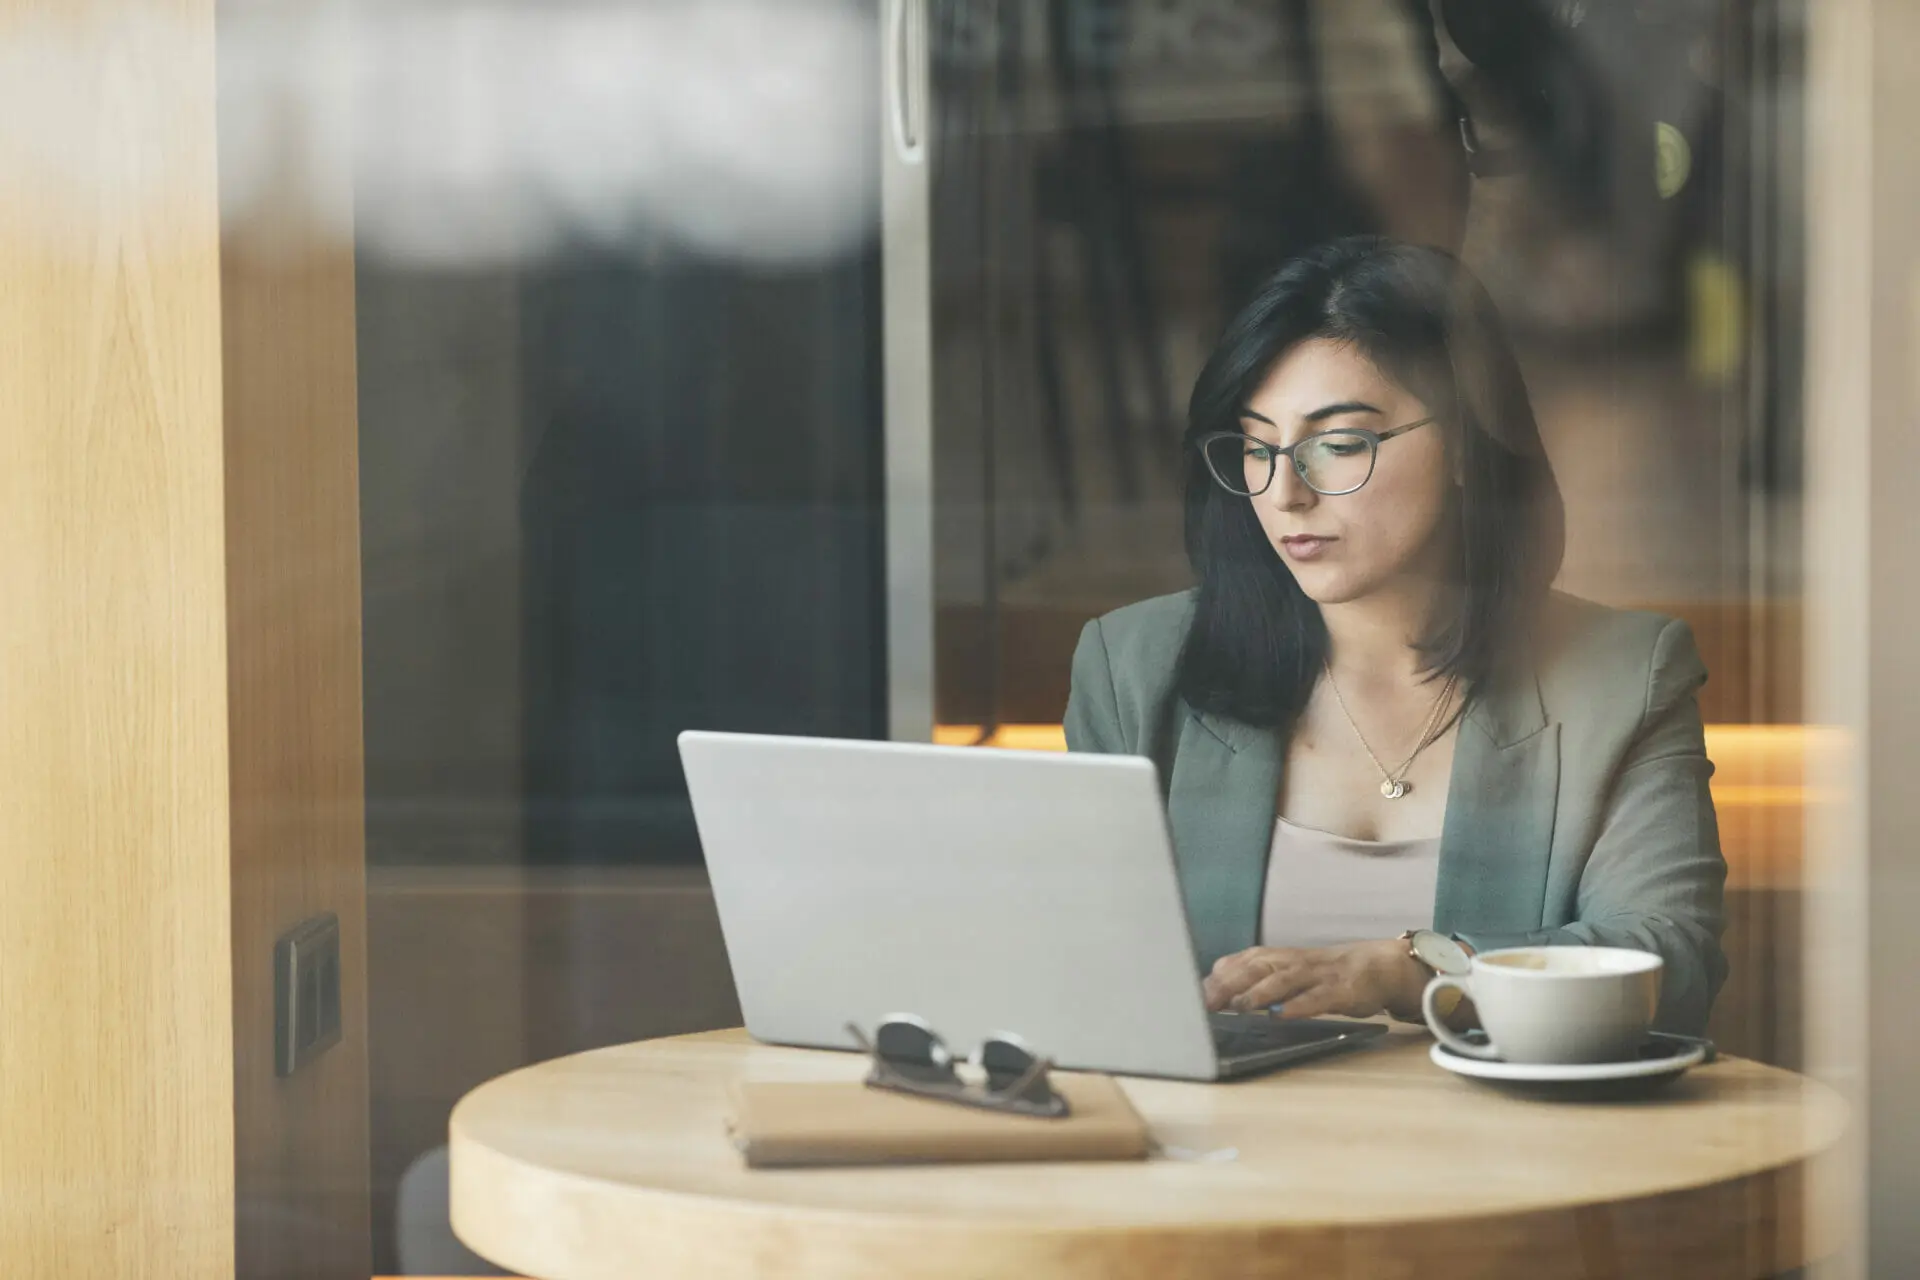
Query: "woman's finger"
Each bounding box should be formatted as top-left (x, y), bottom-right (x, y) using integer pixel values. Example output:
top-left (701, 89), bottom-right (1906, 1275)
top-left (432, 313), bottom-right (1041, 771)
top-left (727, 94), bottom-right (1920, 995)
top-left (1202, 965), bottom-right (1252, 1010)
top-left (1202, 957), bottom-right (1245, 1009)
top-left (1204, 949), bottom-right (1301, 1010)
top-left (1204, 965), bottom-right (1270, 1010)
top-left (1230, 961), bottom-right (1320, 1012)
top-left (1211, 947), bottom-right (1301, 982)
top-left (1269, 981), bottom-right (1348, 1021)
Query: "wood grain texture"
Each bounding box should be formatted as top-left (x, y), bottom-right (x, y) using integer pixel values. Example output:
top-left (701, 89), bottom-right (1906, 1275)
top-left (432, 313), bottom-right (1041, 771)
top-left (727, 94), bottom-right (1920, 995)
top-left (0, 0), bottom-right (236, 1275)
top-left (0, 2), bottom-right (370, 1273)
top-left (220, 194), bottom-right (372, 1275)
top-left (450, 1029), bottom-right (1845, 1280)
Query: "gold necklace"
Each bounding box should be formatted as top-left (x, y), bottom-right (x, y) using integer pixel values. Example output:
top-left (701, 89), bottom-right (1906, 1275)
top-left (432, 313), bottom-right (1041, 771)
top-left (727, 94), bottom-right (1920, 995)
top-left (1322, 663), bottom-right (1460, 800)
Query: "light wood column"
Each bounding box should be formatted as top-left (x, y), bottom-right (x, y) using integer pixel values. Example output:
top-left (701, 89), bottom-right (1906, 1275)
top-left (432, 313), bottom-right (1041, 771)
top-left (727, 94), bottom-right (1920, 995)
top-left (1803, 0), bottom-right (1920, 1274)
top-left (0, 0), bottom-right (235, 1274)
top-left (0, 1), bottom-right (369, 1276)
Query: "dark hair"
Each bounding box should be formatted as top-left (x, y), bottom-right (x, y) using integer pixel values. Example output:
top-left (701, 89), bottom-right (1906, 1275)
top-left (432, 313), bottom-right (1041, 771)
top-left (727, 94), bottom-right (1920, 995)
top-left (1177, 236), bottom-right (1565, 729)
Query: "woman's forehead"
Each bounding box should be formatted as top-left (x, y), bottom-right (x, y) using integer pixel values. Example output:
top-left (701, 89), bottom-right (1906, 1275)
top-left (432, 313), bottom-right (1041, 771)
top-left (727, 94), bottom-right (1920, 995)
top-left (1243, 339), bottom-right (1404, 420)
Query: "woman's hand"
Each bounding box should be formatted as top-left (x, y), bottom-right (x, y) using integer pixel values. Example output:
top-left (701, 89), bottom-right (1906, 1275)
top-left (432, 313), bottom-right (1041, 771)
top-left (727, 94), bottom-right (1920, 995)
top-left (1203, 939), bottom-right (1432, 1022)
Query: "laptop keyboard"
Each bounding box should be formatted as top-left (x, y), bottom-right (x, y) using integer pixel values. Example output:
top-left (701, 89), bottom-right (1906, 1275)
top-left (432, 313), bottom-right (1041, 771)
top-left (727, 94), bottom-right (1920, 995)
top-left (1209, 1012), bottom-right (1350, 1059)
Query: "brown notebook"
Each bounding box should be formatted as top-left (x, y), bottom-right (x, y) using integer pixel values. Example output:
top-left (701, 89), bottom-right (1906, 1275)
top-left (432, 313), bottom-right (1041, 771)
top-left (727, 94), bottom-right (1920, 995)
top-left (727, 1076), bottom-right (1152, 1169)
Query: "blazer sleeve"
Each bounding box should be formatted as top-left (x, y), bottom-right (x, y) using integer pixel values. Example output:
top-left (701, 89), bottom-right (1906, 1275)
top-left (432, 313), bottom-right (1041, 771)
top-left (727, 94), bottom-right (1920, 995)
top-left (1459, 619), bottom-right (1730, 1034)
top-left (1064, 619), bottom-right (1125, 754)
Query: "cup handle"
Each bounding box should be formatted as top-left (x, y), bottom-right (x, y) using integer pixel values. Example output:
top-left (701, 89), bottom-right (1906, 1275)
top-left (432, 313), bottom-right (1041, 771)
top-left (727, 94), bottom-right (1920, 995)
top-left (1422, 976), bottom-right (1499, 1060)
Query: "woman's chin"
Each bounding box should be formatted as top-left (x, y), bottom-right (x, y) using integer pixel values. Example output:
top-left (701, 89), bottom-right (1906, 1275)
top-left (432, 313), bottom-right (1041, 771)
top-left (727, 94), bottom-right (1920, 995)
top-left (1283, 563), bottom-right (1368, 606)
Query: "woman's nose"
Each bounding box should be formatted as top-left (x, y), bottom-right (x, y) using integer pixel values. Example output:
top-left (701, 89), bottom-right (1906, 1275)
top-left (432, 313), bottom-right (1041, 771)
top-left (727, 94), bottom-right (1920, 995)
top-left (1267, 457), bottom-right (1316, 511)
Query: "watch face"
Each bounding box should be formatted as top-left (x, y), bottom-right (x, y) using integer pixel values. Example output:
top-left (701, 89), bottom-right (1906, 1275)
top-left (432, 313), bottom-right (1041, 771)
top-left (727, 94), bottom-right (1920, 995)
top-left (1412, 930), bottom-right (1472, 976)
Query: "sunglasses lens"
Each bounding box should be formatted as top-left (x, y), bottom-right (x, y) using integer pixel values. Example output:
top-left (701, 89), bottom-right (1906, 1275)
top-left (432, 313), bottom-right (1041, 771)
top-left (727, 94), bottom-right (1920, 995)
top-left (979, 1036), bottom-right (1052, 1104)
top-left (874, 1019), bottom-right (956, 1086)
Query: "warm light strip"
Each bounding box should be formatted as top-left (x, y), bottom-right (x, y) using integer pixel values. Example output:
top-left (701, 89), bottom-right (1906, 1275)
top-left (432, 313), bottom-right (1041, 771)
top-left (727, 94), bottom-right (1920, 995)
top-left (1711, 785), bottom-right (1833, 807)
top-left (932, 723), bottom-right (1069, 751)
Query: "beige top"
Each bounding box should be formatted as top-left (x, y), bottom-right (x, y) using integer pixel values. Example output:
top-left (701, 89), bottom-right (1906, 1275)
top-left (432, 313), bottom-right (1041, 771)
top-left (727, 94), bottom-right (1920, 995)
top-left (1258, 816), bottom-right (1442, 948)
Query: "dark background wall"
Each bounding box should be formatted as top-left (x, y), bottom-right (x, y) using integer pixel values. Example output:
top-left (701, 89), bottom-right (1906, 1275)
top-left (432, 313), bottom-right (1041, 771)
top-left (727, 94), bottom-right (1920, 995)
top-left (356, 245), bottom-right (884, 1271)
top-left (358, 249), bottom-right (886, 872)
top-left (516, 254), bottom-right (886, 864)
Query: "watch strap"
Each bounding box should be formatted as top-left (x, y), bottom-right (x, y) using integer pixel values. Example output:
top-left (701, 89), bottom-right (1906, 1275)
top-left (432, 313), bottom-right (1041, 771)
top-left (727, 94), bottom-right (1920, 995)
top-left (1401, 929), bottom-right (1468, 1019)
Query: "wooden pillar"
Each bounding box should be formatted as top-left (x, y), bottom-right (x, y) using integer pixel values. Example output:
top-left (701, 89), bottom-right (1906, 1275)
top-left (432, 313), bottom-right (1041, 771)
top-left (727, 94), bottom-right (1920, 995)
top-left (0, 1), bottom-right (369, 1275)
top-left (1804, 0), bottom-right (1920, 1273)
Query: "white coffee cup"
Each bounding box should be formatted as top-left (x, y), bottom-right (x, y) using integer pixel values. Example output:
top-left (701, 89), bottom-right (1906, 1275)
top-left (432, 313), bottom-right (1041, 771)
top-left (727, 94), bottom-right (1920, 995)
top-left (1421, 945), bottom-right (1663, 1065)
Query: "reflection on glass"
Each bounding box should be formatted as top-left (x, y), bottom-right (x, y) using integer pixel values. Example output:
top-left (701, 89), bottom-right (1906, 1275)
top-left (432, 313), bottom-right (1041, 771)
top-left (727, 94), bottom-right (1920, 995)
top-left (921, 0), bottom-right (1804, 1066)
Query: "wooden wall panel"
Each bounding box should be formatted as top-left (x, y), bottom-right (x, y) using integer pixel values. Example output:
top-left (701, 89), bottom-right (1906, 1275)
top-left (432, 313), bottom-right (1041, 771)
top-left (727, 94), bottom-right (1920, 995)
top-left (0, 1), bottom-right (237, 1276)
top-left (221, 227), bottom-right (371, 1273)
top-left (0, 2), bottom-right (371, 1275)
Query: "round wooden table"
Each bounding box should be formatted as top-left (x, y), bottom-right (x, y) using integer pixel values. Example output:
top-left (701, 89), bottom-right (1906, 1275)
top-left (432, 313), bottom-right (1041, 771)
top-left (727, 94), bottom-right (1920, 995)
top-left (449, 1028), bottom-right (1845, 1280)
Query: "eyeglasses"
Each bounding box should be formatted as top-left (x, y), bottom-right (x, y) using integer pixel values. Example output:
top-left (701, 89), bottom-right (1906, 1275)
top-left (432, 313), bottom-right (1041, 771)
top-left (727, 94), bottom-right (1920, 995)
top-left (1196, 417), bottom-right (1437, 498)
top-left (846, 1015), bottom-right (1069, 1119)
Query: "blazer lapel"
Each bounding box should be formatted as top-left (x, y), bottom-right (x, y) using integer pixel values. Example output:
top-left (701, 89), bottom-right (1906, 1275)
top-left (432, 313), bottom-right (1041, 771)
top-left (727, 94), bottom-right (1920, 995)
top-left (1166, 707), bottom-right (1282, 971)
top-left (1433, 670), bottom-right (1560, 937)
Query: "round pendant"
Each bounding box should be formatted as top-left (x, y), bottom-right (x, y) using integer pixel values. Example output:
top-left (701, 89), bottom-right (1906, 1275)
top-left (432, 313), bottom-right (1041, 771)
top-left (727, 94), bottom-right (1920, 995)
top-left (1381, 779), bottom-right (1409, 800)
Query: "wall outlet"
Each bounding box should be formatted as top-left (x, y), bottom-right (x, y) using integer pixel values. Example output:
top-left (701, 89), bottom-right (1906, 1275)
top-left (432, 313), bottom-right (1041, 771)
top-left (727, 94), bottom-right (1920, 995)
top-left (274, 912), bottom-right (342, 1078)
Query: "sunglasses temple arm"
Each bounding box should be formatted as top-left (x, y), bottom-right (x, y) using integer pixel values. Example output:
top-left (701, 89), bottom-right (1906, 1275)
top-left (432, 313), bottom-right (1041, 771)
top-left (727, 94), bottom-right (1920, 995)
top-left (995, 1054), bottom-right (1054, 1100)
top-left (845, 1022), bottom-right (874, 1055)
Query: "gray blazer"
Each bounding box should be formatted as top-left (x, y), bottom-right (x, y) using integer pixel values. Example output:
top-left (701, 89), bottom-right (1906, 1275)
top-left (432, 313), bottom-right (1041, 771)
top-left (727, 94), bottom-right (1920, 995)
top-left (1064, 590), bottom-right (1728, 1034)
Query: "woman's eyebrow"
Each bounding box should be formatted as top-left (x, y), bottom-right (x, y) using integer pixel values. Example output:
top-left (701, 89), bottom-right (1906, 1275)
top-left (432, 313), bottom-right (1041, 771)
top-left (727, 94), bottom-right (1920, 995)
top-left (1238, 401), bottom-right (1384, 426)
top-left (1302, 400), bottom-right (1384, 422)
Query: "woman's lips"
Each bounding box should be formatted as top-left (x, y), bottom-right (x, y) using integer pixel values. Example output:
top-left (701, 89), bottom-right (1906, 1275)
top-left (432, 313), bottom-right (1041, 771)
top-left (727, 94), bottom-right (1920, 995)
top-left (1279, 535), bottom-right (1335, 561)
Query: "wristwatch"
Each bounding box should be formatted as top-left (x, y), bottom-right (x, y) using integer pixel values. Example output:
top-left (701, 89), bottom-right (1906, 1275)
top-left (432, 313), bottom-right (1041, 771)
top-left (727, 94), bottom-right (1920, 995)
top-left (1400, 929), bottom-right (1474, 1018)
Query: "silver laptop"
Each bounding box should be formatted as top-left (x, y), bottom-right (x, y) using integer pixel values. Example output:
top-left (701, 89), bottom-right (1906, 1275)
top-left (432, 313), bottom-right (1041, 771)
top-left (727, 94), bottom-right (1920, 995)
top-left (678, 730), bottom-right (1385, 1080)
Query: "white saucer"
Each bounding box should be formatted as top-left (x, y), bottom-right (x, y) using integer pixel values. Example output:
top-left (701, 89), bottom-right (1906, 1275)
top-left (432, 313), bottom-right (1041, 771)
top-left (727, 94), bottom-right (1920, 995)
top-left (1430, 1035), bottom-right (1709, 1099)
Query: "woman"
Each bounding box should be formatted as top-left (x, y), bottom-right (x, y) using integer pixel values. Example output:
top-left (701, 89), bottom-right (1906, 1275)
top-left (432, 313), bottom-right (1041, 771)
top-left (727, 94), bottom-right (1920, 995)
top-left (1065, 237), bottom-right (1725, 1035)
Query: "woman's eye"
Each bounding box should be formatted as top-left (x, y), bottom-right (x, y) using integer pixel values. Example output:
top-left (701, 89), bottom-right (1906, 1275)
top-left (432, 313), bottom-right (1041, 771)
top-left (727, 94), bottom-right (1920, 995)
top-left (1321, 439), bottom-right (1366, 456)
top-left (1244, 443), bottom-right (1275, 462)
